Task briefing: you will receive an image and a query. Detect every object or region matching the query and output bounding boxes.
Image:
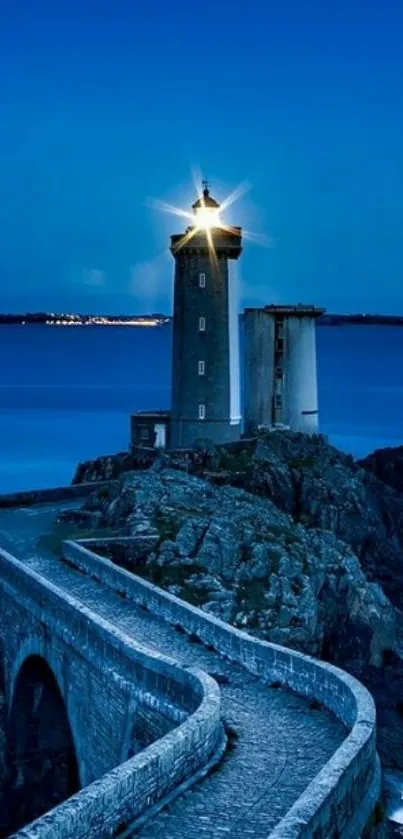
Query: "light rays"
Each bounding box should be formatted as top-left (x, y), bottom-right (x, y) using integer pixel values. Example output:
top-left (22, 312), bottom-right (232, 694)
top-left (147, 199), bottom-right (193, 223)
top-left (171, 226), bottom-right (200, 253)
top-left (218, 179), bottom-right (251, 214)
top-left (148, 174), bottom-right (273, 265)
top-left (242, 230), bottom-right (277, 248)
top-left (205, 226), bottom-right (219, 273)
top-left (190, 165), bottom-right (204, 199)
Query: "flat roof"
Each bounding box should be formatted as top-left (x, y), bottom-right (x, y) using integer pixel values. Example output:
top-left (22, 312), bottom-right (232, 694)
top-left (132, 411), bottom-right (171, 418)
top-left (244, 304), bottom-right (325, 317)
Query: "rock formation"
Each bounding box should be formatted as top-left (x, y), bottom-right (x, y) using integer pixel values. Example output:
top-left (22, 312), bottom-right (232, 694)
top-left (72, 431), bottom-right (403, 770)
top-left (360, 445), bottom-right (403, 496)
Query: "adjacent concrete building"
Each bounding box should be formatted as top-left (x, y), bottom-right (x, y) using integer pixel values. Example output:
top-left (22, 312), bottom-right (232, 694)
top-left (243, 304), bottom-right (324, 435)
top-left (130, 411), bottom-right (171, 450)
top-left (169, 186), bottom-right (243, 448)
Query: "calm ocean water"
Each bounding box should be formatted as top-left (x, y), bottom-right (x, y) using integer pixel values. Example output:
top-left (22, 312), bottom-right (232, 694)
top-left (0, 324), bottom-right (403, 493)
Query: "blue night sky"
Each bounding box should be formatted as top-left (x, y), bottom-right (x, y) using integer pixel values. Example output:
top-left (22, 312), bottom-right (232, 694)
top-left (0, 0), bottom-right (402, 315)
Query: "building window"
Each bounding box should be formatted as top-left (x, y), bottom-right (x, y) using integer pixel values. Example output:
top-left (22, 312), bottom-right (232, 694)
top-left (199, 273), bottom-right (206, 288)
top-left (198, 360), bottom-right (205, 376)
top-left (199, 316), bottom-right (206, 331)
top-left (198, 404), bottom-right (206, 420)
top-left (139, 426), bottom-right (149, 441)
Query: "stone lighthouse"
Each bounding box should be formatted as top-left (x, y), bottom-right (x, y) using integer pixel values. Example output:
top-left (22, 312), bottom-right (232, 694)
top-left (170, 184), bottom-right (242, 448)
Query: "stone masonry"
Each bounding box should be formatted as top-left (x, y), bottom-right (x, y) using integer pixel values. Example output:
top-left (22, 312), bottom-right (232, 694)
top-left (0, 493), bottom-right (380, 838)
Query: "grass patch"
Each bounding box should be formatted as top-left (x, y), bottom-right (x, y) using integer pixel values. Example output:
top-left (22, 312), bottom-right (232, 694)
top-left (93, 539), bottom-right (209, 609)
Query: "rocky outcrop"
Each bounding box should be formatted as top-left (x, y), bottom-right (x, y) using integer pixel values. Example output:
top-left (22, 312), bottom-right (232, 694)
top-left (72, 450), bottom-right (155, 484)
top-left (359, 445), bottom-right (403, 496)
top-left (81, 461), bottom-right (395, 671)
top-left (221, 433), bottom-right (403, 613)
top-left (71, 431), bottom-right (403, 769)
top-left (75, 434), bottom-right (403, 606)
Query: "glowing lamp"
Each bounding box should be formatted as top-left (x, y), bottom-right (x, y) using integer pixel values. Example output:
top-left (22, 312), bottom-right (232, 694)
top-left (192, 184), bottom-right (222, 230)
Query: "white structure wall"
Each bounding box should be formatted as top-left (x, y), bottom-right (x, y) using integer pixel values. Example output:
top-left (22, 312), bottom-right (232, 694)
top-left (243, 307), bottom-right (321, 435)
top-left (228, 262), bottom-right (241, 425)
top-left (243, 310), bottom-right (275, 434)
top-left (282, 316), bottom-right (319, 433)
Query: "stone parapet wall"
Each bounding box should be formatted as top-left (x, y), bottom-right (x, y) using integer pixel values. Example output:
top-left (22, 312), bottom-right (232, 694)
top-left (64, 537), bottom-right (380, 838)
top-left (0, 547), bottom-right (221, 839)
top-left (0, 481), bottom-right (112, 509)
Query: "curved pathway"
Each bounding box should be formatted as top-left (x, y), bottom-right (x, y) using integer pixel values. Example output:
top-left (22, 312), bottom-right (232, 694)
top-left (0, 502), bottom-right (346, 838)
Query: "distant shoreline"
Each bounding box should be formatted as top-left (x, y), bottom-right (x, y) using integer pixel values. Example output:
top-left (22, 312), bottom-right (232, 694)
top-left (317, 314), bottom-right (403, 326)
top-left (0, 315), bottom-right (170, 327)
top-left (0, 313), bottom-right (403, 327)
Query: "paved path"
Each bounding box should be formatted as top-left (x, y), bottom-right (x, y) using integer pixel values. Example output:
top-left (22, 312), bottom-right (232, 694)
top-left (0, 503), bottom-right (346, 838)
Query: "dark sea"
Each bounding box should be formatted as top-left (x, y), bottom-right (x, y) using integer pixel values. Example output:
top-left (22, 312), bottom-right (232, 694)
top-left (1, 323), bottom-right (403, 494)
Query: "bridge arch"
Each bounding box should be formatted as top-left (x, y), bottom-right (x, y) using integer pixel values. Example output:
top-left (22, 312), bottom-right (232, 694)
top-left (6, 654), bottom-right (80, 833)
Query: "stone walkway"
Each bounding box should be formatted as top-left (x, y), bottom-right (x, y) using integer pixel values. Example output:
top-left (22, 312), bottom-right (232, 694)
top-left (0, 503), bottom-right (346, 838)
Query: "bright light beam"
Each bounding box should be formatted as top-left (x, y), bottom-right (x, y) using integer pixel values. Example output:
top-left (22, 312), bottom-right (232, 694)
top-left (205, 227), bottom-right (219, 272)
top-left (147, 199), bottom-right (193, 223)
top-left (219, 179), bottom-right (252, 213)
top-left (242, 229), bottom-right (278, 248)
top-left (150, 175), bottom-right (274, 261)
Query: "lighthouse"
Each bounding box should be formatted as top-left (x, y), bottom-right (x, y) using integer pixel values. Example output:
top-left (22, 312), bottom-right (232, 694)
top-left (130, 179), bottom-right (325, 454)
top-left (170, 184), bottom-right (242, 448)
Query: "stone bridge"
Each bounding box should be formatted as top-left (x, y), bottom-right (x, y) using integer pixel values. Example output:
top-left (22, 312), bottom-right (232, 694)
top-left (0, 485), bottom-right (381, 838)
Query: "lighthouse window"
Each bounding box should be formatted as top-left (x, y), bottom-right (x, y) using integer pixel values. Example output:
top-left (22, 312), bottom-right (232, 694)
top-left (139, 425), bottom-right (150, 441)
top-left (199, 316), bottom-right (206, 331)
top-left (199, 273), bottom-right (206, 288)
top-left (198, 404), bottom-right (206, 420)
top-left (198, 360), bottom-right (205, 376)
top-left (275, 378), bottom-right (283, 394)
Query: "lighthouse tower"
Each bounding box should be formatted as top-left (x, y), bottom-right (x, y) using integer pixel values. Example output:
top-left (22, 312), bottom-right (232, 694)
top-left (170, 184), bottom-right (242, 448)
